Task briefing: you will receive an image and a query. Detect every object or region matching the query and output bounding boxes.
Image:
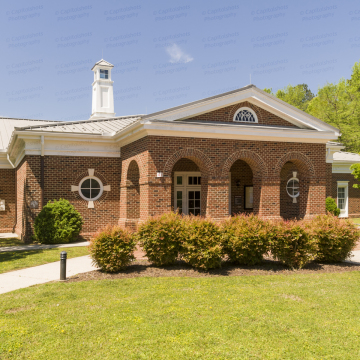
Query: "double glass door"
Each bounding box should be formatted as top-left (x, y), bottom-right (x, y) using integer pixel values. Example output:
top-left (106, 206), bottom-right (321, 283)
top-left (174, 172), bottom-right (201, 216)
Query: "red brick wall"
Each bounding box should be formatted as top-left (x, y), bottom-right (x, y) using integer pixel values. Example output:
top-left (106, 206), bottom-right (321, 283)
top-left (190, 101), bottom-right (299, 128)
top-left (0, 168), bottom-right (16, 233)
top-left (44, 156), bottom-right (121, 236)
top-left (120, 136), bottom-right (327, 224)
top-left (331, 172), bottom-right (360, 218)
top-left (15, 156), bottom-right (42, 241)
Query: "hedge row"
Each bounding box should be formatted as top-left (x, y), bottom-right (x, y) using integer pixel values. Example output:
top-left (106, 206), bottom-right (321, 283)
top-left (89, 213), bottom-right (360, 272)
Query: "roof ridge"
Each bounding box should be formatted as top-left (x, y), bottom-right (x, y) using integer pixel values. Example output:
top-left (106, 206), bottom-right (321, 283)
top-left (16, 115), bottom-right (144, 130)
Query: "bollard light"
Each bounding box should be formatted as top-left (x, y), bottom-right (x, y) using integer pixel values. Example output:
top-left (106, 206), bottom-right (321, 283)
top-left (60, 251), bottom-right (67, 281)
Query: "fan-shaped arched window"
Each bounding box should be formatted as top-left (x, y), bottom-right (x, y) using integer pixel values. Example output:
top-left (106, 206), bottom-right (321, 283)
top-left (233, 107), bottom-right (258, 123)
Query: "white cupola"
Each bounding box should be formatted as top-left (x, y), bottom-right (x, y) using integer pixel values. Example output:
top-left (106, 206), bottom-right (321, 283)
top-left (90, 59), bottom-right (115, 119)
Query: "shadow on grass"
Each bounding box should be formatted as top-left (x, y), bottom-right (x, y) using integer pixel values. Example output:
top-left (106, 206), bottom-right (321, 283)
top-left (0, 249), bottom-right (47, 263)
top-left (0, 238), bottom-right (24, 247)
top-left (73, 259), bottom-right (360, 283)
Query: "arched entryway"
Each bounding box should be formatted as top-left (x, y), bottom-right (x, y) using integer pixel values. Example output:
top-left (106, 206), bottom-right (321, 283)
top-left (222, 150), bottom-right (267, 216)
top-left (229, 160), bottom-right (255, 215)
top-left (163, 148), bottom-right (214, 217)
top-left (126, 160), bottom-right (140, 221)
top-left (276, 152), bottom-right (315, 220)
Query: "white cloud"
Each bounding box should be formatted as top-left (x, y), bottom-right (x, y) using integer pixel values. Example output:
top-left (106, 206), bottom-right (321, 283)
top-left (166, 44), bottom-right (193, 63)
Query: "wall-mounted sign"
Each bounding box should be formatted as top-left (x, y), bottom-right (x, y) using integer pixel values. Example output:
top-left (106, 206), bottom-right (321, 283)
top-left (234, 196), bottom-right (242, 206)
top-left (30, 200), bottom-right (39, 209)
top-left (0, 200), bottom-right (5, 211)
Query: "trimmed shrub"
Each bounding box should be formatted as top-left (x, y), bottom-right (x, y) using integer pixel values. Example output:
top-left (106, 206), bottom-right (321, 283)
top-left (137, 212), bottom-right (184, 266)
top-left (221, 214), bottom-right (270, 265)
top-left (180, 217), bottom-right (223, 270)
top-left (34, 199), bottom-right (83, 244)
top-left (270, 220), bottom-right (318, 269)
top-left (89, 225), bottom-right (136, 272)
top-left (326, 197), bottom-right (340, 216)
top-left (311, 215), bottom-right (360, 263)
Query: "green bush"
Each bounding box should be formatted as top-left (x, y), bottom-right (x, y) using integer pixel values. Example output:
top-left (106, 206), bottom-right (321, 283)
top-left (89, 225), bottom-right (136, 272)
top-left (310, 215), bottom-right (360, 262)
top-left (326, 197), bottom-right (340, 216)
top-left (270, 220), bottom-right (318, 269)
top-left (221, 214), bottom-right (270, 265)
top-left (180, 217), bottom-right (223, 270)
top-left (34, 199), bottom-right (83, 244)
top-left (137, 212), bottom-right (184, 266)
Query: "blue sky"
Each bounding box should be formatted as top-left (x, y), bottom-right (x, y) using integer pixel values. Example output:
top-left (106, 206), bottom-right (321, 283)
top-left (1, 0), bottom-right (359, 121)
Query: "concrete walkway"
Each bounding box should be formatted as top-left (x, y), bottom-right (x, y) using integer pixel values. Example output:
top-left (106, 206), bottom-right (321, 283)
top-left (0, 233), bottom-right (18, 239)
top-left (0, 241), bottom-right (90, 252)
top-left (0, 255), bottom-right (98, 294)
top-left (347, 250), bottom-right (360, 264)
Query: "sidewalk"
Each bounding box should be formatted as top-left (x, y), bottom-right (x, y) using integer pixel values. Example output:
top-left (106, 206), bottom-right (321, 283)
top-left (0, 241), bottom-right (90, 252)
top-left (0, 255), bottom-right (98, 294)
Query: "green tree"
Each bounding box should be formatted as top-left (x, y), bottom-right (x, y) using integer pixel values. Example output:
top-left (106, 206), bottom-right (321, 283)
top-left (275, 84), bottom-right (314, 111)
top-left (350, 163), bottom-right (360, 188)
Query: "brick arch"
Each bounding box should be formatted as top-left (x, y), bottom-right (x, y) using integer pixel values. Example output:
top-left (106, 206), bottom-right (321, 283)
top-left (221, 150), bottom-right (268, 179)
top-left (163, 148), bottom-right (215, 178)
top-left (121, 154), bottom-right (145, 186)
top-left (275, 152), bottom-right (315, 178)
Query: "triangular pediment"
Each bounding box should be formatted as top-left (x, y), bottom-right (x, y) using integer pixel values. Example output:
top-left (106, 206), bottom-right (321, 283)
top-left (143, 85), bottom-right (340, 134)
top-left (91, 59), bottom-right (114, 70)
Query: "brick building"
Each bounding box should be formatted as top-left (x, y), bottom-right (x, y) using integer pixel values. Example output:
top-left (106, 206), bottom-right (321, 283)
top-left (0, 59), bottom-right (359, 241)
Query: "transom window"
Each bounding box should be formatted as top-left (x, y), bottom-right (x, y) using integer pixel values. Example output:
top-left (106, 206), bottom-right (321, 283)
top-left (188, 176), bottom-right (201, 185)
top-left (79, 176), bottom-right (104, 201)
top-left (286, 178), bottom-right (300, 198)
top-left (100, 69), bottom-right (108, 79)
top-left (233, 107), bottom-right (258, 123)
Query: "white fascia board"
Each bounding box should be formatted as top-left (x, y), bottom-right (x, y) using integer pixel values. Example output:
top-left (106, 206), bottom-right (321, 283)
top-left (332, 163), bottom-right (354, 174)
top-left (143, 121), bottom-right (337, 143)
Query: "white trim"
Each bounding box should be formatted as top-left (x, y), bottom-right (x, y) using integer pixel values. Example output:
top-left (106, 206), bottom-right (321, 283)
top-left (337, 181), bottom-right (349, 218)
top-left (233, 107), bottom-right (258, 123)
top-left (78, 176), bottom-right (104, 202)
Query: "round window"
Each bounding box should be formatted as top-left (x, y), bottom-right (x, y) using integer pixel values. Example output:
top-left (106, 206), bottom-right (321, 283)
top-left (79, 176), bottom-right (103, 201)
top-left (233, 107), bottom-right (258, 123)
top-left (286, 178), bottom-right (300, 198)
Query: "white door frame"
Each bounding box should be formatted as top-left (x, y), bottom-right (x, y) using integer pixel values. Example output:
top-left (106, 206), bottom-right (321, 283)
top-left (337, 181), bottom-right (349, 218)
top-left (174, 172), bottom-right (201, 214)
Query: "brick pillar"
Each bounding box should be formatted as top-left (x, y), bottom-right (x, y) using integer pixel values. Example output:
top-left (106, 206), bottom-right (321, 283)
top-left (302, 178), bottom-right (326, 219)
top-left (206, 177), bottom-right (230, 220)
top-left (258, 178), bottom-right (281, 219)
top-left (15, 156), bottom-right (42, 242)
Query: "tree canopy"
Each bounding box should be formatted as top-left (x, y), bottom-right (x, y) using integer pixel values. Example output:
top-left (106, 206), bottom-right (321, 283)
top-left (264, 61), bottom-right (360, 153)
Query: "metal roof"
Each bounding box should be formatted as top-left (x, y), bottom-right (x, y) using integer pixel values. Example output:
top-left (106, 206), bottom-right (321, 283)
top-left (0, 118), bottom-right (58, 151)
top-left (333, 151), bottom-right (360, 163)
top-left (16, 115), bottom-right (142, 135)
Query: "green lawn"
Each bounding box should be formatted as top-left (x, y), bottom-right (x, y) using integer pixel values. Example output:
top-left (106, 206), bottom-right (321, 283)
top-left (0, 247), bottom-right (89, 274)
top-left (351, 218), bottom-right (360, 224)
top-left (0, 237), bottom-right (25, 247)
top-left (1, 272), bottom-right (360, 359)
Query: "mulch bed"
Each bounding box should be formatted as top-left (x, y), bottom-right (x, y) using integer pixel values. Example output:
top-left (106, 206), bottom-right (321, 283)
top-left (68, 258), bottom-right (360, 283)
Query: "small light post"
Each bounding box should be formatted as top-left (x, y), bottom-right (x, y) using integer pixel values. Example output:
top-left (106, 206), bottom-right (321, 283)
top-left (60, 251), bottom-right (67, 281)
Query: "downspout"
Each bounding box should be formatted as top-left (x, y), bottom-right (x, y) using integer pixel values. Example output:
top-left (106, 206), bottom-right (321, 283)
top-left (41, 135), bottom-right (45, 208)
top-left (7, 154), bottom-right (17, 233)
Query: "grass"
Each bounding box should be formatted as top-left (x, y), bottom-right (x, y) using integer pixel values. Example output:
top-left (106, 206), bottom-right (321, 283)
top-left (1, 272), bottom-right (360, 359)
top-left (351, 218), bottom-right (360, 224)
top-left (0, 237), bottom-right (25, 247)
top-left (0, 246), bottom-right (89, 274)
